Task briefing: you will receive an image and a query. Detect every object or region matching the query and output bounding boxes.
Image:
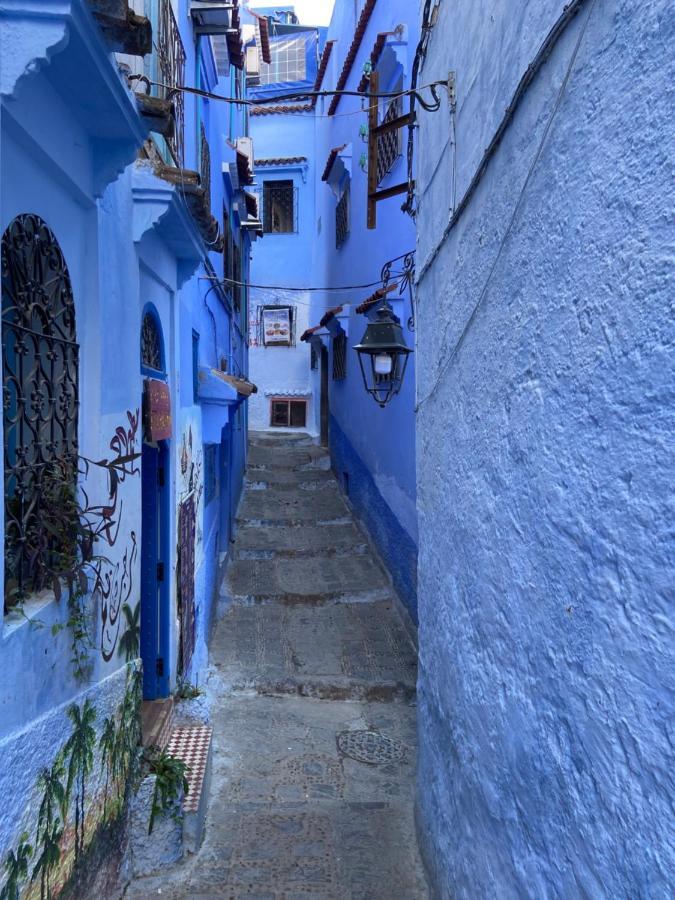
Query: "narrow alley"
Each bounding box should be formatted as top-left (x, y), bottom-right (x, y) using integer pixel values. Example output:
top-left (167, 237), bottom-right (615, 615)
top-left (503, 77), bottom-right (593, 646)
top-left (128, 432), bottom-right (428, 898)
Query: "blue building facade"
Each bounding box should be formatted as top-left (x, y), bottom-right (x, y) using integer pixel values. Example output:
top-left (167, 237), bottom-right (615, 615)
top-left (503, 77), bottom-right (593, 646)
top-left (413, 0), bottom-right (675, 896)
top-left (0, 0), bottom-right (256, 892)
top-left (247, 0), bottom-right (419, 623)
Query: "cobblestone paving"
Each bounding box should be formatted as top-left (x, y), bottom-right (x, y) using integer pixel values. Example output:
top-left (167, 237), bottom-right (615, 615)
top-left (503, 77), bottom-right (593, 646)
top-left (126, 434), bottom-right (428, 899)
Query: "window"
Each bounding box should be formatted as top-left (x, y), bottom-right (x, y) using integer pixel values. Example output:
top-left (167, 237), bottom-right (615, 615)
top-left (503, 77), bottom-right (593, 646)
top-left (204, 444), bottom-right (218, 505)
top-left (336, 185), bottom-right (350, 248)
top-left (377, 92), bottom-right (403, 184)
top-left (141, 307), bottom-right (165, 375)
top-left (263, 180), bottom-right (296, 234)
top-left (2, 214), bottom-right (79, 610)
top-left (332, 333), bottom-right (347, 380)
top-left (270, 399), bottom-right (307, 428)
top-left (192, 330), bottom-right (200, 403)
top-left (258, 36), bottom-right (307, 85)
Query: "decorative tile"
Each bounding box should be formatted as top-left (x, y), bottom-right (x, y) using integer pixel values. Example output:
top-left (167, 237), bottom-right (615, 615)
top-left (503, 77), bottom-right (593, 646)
top-left (167, 724), bottom-right (212, 813)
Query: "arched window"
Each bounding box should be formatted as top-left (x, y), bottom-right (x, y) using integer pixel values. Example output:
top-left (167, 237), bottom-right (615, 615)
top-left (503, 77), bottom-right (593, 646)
top-left (141, 306), bottom-right (165, 375)
top-left (1, 214), bottom-right (79, 610)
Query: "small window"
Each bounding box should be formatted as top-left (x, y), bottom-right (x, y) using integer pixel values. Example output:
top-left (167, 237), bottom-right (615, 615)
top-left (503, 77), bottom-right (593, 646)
top-left (336, 185), bottom-right (350, 249)
top-left (377, 89), bottom-right (403, 184)
top-left (263, 181), bottom-right (296, 234)
top-left (204, 444), bottom-right (218, 505)
top-left (142, 308), bottom-right (165, 374)
top-left (258, 35), bottom-right (307, 85)
top-left (270, 399), bottom-right (307, 428)
top-left (332, 333), bottom-right (347, 380)
top-left (192, 331), bottom-right (200, 403)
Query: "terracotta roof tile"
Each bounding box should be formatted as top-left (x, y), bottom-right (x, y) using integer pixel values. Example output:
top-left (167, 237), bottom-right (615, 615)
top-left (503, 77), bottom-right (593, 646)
top-left (328, 0), bottom-right (377, 116)
top-left (311, 40), bottom-right (335, 107)
top-left (355, 282), bottom-right (398, 314)
top-left (357, 32), bottom-right (393, 93)
top-left (250, 103), bottom-right (313, 116)
top-left (321, 144), bottom-right (348, 182)
top-left (300, 325), bottom-right (321, 342)
top-left (250, 10), bottom-right (272, 64)
top-left (255, 156), bottom-right (308, 166)
top-left (236, 149), bottom-right (253, 185)
top-left (319, 305), bottom-right (343, 328)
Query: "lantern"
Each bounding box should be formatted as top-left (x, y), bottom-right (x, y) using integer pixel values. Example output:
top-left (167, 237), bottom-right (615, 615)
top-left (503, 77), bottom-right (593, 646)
top-left (353, 304), bottom-right (412, 408)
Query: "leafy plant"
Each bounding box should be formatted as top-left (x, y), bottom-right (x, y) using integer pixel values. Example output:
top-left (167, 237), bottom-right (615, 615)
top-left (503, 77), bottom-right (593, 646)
top-left (175, 678), bottom-right (202, 700)
top-left (144, 748), bottom-right (189, 835)
top-left (118, 603), bottom-right (140, 663)
top-left (99, 716), bottom-right (117, 818)
top-left (0, 833), bottom-right (33, 900)
top-left (62, 700), bottom-right (97, 863)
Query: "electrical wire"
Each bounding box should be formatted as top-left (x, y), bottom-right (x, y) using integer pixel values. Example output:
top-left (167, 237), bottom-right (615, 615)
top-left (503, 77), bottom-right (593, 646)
top-left (198, 270), bottom-right (413, 294)
top-left (129, 75), bottom-right (448, 113)
top-left (415, 0), bottom-right (598, 414)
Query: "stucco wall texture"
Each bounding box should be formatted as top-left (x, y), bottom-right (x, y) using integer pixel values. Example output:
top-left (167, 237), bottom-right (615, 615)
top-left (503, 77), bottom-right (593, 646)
top-left (414, 0), bottom-right (674, 896)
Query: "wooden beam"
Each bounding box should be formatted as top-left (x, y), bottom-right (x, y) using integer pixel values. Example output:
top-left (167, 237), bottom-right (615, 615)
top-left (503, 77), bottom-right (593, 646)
top-left (367, 71), bottom-right (379, 230)
top-left (368, 181), bottom-right (411, 203)
top-left (372, 111), bottom-right (415, 137)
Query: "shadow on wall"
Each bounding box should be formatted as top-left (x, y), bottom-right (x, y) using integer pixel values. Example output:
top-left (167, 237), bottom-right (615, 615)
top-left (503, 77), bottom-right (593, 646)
top-left (329, 414), bottom-right (418, 624)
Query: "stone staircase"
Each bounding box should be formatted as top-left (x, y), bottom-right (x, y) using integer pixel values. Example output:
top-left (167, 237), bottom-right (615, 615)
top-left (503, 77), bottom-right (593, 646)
top-left (218, 432), bottom-right (418, 702)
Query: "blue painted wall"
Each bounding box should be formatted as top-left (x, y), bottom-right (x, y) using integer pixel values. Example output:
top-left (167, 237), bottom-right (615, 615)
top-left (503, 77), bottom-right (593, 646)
top-left (0, 0), bottom-right (252, 889)
top-left (415, 0), bottom-right (674, 895)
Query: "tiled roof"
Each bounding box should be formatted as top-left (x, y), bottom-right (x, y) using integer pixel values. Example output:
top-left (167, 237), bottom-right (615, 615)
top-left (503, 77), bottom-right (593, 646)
top-left (227, 1), bottom-right (245, 70)
top-left (244, 191), bottom-right (258, 219)
top-left (255, 157), bottom-right (308, 166)
top-left (250, 103), bottom-right (313, 116)
top-left (355, 282), bottom-right (398, 314)
top-left (236, 150), bottom-right (253, 185)
top-left (328, 0), bottom-right (377, 116)
top-left (311, 40), bottom-right (335, 107)
top-left (300, 326), bottom-right (319, 342)
top-left (357, 32), bottom-right (393, 93)
top-left (320, 305), bottom-right (344, 328)
top-left (321, 144), bottom-right (348, 182)
top-left (250, 10), bottom-right (272, 64)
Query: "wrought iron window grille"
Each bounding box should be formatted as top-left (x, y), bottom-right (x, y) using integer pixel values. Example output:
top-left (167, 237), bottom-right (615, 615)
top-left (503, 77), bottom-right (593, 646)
top-left (156, 0), bottom-right (186, 167)
top-left (141, 309), bottom-right (164, 374)
top-left (336, 186), bottom-right (350, 249)
top-left (1, 214), bottom-right (79, 610)
top-left (377, 94), bottom-right (403, 185)
top-left (262, 181), bottom-right (299, 234)
top-left (200, 122), bottom-right (212, 215)
top-left (332, 332), bottom-right (347, 380)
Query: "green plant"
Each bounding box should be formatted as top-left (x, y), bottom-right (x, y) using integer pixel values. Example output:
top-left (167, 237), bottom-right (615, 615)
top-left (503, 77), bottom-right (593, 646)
top-left (118, 603), bottom-right (140, 663)
top-left (99, 716), bottom-right (117, 818)
top-left (33, 758), bottom-right (67, 900)
top-left (62, 700), bottom-right (97, 863)
top-left (0, 833), bottom-right (33, 900)
top-left (30, 820), bottom-right (62, 900)
top-left (144, 748), bottom-right (189, 835)
top-left (175, 678), bottom-right (202, 700)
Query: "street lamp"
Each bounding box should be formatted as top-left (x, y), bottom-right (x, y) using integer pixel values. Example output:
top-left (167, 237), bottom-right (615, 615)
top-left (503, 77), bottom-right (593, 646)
top-left (353, 304), bottom-right (412, 408)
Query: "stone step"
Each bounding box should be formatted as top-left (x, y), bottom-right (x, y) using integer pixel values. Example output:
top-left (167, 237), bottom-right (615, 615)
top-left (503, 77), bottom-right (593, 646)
top-left (211, 601), bottom-right (417, 696)
top-left (247, 444), bottom-right (330, 471)
top-left (234, 522), bottom-right (369, 558)
top-left (140, 698), bottom-right (174, 750)
top-left (237, 488), bottom-right (350, 525)
top-left (249, 431), bottom-right (315, 449)
top-left (225, 555), bottom-right (390, 605)
top-left (245, 474), bottom-right (338, 491)
top-left (166, 724), bottom-right (213, 854)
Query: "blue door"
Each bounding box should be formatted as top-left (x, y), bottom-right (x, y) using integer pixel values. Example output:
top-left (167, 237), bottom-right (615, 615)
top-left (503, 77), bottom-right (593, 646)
top-left (141, 441), bottom-right (170, 699)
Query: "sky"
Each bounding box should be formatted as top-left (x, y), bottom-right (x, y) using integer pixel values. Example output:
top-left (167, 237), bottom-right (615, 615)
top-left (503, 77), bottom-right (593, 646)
top-left (250, 0), bottom-right (336, 26)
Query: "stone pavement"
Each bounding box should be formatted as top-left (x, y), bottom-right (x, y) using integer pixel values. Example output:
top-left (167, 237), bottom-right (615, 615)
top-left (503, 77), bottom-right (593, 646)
top-left (126, 433), bottom-right (428, 899)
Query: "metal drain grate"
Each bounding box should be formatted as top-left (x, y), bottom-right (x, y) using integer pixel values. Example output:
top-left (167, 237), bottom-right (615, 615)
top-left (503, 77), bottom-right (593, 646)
top-left (336, 730), bottom-right (407, 765)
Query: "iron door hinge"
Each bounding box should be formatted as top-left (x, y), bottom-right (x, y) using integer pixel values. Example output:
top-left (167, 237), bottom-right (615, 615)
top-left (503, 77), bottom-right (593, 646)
top-left (157, 561), bottom-right (165, 582)
top-left (156, 657), bottom-right (164, 677)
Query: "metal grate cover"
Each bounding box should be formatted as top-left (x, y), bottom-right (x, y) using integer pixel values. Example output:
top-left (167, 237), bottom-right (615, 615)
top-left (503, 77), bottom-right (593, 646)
top-left (337, 730), bottom-right (407, 765)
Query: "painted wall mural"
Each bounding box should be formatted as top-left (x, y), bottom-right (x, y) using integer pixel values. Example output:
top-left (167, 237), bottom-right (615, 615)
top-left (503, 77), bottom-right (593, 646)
top-left (0, 665), bottom-right (141, 900)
